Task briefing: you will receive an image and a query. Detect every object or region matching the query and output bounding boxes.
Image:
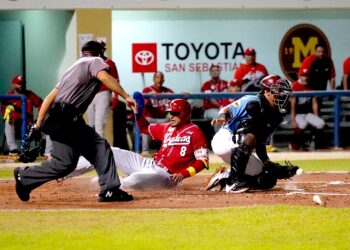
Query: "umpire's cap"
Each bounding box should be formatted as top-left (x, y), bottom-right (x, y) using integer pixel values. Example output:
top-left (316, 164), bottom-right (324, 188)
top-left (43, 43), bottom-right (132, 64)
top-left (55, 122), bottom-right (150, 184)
top-left (81, 41), bottom-right (103, 56)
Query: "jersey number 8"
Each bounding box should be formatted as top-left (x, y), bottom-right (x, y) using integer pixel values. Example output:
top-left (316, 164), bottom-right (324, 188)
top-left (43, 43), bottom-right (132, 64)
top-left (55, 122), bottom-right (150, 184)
top-left (180, 146), bottom-right (187, 156)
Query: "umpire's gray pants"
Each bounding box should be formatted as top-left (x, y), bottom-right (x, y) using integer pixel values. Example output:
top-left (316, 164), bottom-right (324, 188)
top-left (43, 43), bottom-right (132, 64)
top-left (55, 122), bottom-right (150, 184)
top-left (18, 117), bottom-right (120, 195)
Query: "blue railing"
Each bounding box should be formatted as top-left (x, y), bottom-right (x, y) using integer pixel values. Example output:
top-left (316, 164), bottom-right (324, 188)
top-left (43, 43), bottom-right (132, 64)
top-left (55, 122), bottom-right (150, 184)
top-left (0, 94), bottom-right (27, 142)
top-left (133, 90), bottom-right (350, 152)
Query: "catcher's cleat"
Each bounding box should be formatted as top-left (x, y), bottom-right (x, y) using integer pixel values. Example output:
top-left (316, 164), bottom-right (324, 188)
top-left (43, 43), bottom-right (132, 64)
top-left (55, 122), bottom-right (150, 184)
top-left (98, 188), bottom-right (133, 202)
top-left (226, 182), bottom-right (250, 194)
top-left (14, 167), bottom-right (31, 202)
top-left (205, 166), bottom-right (229, 191)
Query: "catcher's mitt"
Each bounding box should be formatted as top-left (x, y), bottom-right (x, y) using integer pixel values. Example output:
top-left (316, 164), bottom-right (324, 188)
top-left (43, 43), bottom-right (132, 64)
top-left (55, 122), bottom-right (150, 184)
top-left (264, 160), bottom-right (303, 179)
top-left (18, 124), bottom-right (42, 163)
top-left (205, 165), bottom-right (229, 191)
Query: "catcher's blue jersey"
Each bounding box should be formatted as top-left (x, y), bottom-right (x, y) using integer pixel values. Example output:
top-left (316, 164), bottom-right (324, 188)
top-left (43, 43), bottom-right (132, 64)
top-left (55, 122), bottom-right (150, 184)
top-left (223, 95), bottom-right (260, 133)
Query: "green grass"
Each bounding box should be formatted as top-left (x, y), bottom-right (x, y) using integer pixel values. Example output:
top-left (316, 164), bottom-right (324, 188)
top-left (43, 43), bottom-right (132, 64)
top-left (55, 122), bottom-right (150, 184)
top-left (0, 207), bottom-right (349, 250)
top-left (1, 159), bottom-right (349, 179)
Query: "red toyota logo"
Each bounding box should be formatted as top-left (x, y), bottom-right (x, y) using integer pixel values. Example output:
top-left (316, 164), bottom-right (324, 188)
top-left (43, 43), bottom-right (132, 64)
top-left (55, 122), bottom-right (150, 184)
top-left (132, 43), bottom-right (157, 73)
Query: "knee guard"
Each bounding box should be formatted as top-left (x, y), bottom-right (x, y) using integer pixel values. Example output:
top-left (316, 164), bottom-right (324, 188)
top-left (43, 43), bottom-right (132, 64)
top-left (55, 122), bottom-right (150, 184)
top-left (230, 143), bottom-right (253, 174)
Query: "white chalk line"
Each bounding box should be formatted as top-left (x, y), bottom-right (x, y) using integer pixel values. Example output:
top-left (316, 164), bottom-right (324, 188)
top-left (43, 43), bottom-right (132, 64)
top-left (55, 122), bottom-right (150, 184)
top-left (283, 191), bottom-right (350, 196)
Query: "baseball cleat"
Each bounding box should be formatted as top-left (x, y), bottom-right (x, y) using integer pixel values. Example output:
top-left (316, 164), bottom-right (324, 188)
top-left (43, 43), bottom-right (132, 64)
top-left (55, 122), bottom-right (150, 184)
top-left (14, 167), bottom-right (31, 202)
top-left (98, 188), bottom-right (133, 202)
top-left (205, 166), bottom-right (229, 191)
top-left (225, 183), bottom-right (249, 194)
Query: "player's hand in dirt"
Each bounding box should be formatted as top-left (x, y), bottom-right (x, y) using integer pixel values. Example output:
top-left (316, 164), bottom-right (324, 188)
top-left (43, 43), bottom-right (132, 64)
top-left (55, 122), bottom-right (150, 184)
top-left (170, 173), bottom-right (184, 184)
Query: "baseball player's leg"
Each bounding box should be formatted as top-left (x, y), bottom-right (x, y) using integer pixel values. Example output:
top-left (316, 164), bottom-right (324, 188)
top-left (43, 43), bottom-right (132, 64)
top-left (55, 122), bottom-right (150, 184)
top-left (245, 154), bottom-right (263, 176)
top-left (121, 165), bottom-right (174, 190)
top-left (305, 113), bottom-right (326, 129)
top-left (5, 122), bottom-right (18, 152)
top-left (16, 138), bottom-right (80, 191)
top-left (211, 128), bottom-right (236, 164)
top-left (206, 153), bottom-right (263, 191)
top-left (44, 135), bottom-right (53, 158)
top-left (86, 96), bottom-right (96, 129)
top-left (65, 146), bottom-right (146, 179)
top-left (141, 133), bottom-right (151, 154)
top-left (295, 114), bottom-right (308, 129)
top-left (226, 133), bottom-right (255, 192)
top-left (93, 90), bottom-right (111, 137)
top-left (78, 124), bottom-right (120, 193)
top-left (111, 147), bottom-right (148, 175)
top-left (63, 156), bottom-right (95, 179)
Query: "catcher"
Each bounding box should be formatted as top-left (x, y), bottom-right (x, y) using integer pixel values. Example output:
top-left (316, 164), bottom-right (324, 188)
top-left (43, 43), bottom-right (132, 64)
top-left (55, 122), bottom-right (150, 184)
top-left (206, 74), bottom-right (303, 193)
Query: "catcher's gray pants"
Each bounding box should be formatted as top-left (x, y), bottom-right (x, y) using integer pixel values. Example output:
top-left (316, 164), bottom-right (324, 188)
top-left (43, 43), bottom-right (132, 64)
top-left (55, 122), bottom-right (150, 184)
top-left (18, 117), bottom-right (120, 195)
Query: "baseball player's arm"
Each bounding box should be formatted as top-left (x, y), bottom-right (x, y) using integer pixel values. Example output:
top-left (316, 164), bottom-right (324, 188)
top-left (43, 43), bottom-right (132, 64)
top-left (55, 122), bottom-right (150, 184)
top-left (136, 115), bottom-right (150, 134)
top-left (343, 74), bottom-right (349, 90)
top-left (211, 105), bottom-right (231, 126)
top-left (97, 70), bottom-right (136, 112)
top-left (35, 88), bottom-right (58, 128)
top-left (312, 97), bottom-right (320, 116)
top-left (171, 159), bottom-right (208, 184)
top-left (329, 77), bottom-right (336, 91)
top-left (290, 96), bottom-right (297, 128)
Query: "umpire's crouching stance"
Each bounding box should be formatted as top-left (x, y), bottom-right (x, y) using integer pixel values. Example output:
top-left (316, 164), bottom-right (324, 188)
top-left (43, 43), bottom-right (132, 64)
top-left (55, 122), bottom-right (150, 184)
top-left (14, 41), bottom-right (137, 202)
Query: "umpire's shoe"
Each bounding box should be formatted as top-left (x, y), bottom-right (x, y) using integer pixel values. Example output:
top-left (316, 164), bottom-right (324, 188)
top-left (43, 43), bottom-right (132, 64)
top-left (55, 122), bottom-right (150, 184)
top-left (98, 188), bottom-right (133, 202)
top-left (14, 167), bottom-right (31, 202)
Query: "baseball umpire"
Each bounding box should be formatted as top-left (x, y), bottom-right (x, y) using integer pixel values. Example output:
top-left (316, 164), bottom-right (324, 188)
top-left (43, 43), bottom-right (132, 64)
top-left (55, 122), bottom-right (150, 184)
top-left (207, 74), bottom-right (303, 193)
top-left (14, 41), bottom-right (136, 202)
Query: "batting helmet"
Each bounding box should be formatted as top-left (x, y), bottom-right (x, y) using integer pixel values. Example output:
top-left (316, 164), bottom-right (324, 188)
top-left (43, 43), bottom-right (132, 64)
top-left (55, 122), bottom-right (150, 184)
top-left (259, 74), bottom-right (292, 113)
top-left (168, 99), bottom-right (191, 121)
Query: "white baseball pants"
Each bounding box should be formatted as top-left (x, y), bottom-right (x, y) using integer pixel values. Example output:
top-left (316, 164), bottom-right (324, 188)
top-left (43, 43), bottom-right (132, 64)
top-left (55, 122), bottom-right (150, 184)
top-left (71, 147), bottom-right (177, 190)
top-left (211, 128), bottom-right (263, 176)
top-left (295, 113), bottom-right (325, 130)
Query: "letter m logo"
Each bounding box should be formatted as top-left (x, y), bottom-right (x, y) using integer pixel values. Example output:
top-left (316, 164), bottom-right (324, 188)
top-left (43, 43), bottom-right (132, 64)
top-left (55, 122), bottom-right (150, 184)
top-left (292, 37), bottom-right (318, 68)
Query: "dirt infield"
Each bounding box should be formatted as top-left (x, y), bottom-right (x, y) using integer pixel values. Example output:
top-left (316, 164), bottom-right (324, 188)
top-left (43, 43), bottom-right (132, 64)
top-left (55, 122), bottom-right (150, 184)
top-left (1, 172), bottom-right (349, 210)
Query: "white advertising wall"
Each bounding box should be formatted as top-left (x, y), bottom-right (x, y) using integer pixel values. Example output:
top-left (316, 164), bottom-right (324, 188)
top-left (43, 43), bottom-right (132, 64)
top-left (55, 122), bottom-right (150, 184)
top-left (112, 10), bottom-right (350, 94)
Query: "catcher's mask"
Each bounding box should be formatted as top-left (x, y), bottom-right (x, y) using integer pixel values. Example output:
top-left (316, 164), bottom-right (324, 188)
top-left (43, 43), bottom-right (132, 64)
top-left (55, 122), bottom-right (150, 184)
top-left (259, 74), bottom-right (292, 114)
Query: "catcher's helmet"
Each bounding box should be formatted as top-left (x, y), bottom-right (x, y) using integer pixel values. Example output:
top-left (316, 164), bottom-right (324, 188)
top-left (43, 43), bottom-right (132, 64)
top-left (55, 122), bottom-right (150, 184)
top-left (259, 74), bottom-right (292, 113)
top-left (168, 99), bottom-right (191, 121)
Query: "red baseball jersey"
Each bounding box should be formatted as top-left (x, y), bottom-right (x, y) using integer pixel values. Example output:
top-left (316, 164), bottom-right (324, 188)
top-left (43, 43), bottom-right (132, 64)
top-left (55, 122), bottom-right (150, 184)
top-left (149, 122), bottom-right (208, 174)
top-left (1, 90), bottom-right (42, 122)
top-left (343, 57), bottom-right (350, 75)
top-left (200, 79), bottom-right (229, 109)
top-left (100, 57), bottom-right (119, 93)
top-left (234, 63), bottom-right (268, 90)
top-left (142, 85), bottom-right (174, 118)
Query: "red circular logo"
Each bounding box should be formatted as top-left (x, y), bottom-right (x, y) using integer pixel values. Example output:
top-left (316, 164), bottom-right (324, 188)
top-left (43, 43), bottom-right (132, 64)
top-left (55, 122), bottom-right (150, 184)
top-left (279, 24), bottom-right (331, 81)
